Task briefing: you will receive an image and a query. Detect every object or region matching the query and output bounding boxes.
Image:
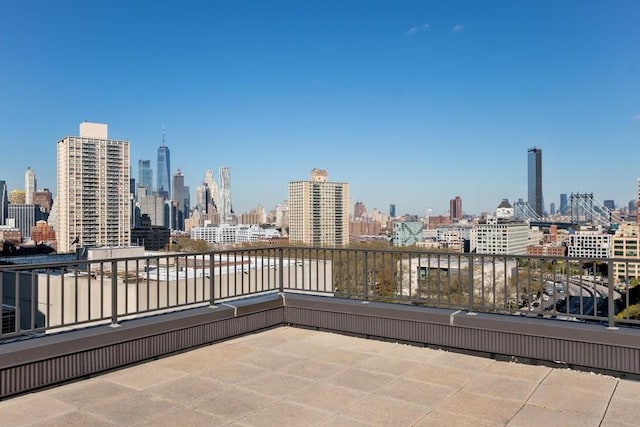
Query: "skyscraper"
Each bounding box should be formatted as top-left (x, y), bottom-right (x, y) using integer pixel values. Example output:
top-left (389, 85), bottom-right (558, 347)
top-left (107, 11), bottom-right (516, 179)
top-left (56, 122), bottom-right (130, 253)
top-left (156, 128), bottom-right (171, 199)
top-left (25, 166), bottom-right (36, 205)
top-left (560, 193), bottom-right (568, 215)
top-left (637, 177), bottom-right (640, 225)
top-left (203, 170), bottom-right (218, 209)
top-left (172, 169), bottom-right (186, 230)
top-left (449, 196), bottom-right (462, 221)
top-left (218, 166), bottom-right (232, 223)
top-left (527, 147), bottom-right (543, 217)
top-left (0, 180), bottom-right (8, 225)
top-left (389, 204), bottom-right (396, 218)
top-left (138, 159), bottom-right (153, 196)
top-left (288, 169), bottom-right (349, 246)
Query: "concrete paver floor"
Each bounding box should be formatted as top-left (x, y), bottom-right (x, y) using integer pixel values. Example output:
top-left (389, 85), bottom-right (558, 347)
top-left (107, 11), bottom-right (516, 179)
top-left (0, 326), bottom-right (637, 426)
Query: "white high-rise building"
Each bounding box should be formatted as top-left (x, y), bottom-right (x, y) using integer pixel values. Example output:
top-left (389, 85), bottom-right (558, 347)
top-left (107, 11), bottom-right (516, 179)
top-left (25, 166), bottom-right (37, 205)
top-left (203, 170), bottom-right (218, 208)
top-left (218, 166), bottom-right (232, 223)
top-left (288, 169), bottom-right (349, 246)
top-left (56, 122), bottom-right (130, 253)
top-left (275, 201), bottom-right (289, 231)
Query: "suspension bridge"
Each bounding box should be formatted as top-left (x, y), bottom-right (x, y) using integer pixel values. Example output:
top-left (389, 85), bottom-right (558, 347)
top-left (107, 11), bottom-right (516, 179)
top-left (513, 192), bottom-right (622, 228)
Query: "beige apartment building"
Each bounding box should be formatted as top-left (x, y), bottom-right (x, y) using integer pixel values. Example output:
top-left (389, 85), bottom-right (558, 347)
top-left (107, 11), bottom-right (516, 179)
top-left (612, 223), bottom-right (640, 284)
top-left (288, 169), bottom-right (349, 246)
top-left (56, 122), bottom-right (130, 253)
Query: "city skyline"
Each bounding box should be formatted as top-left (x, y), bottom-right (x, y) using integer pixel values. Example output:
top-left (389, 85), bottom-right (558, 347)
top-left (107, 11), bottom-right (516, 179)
top-left (1, 1), bottom-right (639, 215)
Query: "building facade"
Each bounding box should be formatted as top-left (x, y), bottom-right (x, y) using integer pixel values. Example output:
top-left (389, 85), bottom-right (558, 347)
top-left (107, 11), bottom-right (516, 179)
top-left (218, 166), bottom-right (232, 223)
top-left (32, 189), bottom-right (53, 214)
top-left (156, 133), bottom-right (171, 199)
top-left (449, 196), bottom-right (462, 221)
top-left (191, 223), bottom-right (277, 245)
top-left (288, 169), bottom-right (349, 246)
top-left (25, 166), bottom-right (36, 205)
top-left (527, 147), bottom-right (543, 217)
top-left (474, 218), bottom-right (530, 255)
top-left (0, 180), bottom-right (8, 225)
top-left (203, 170), bottom-right (218, 209)
top-left (612, 224), bottom-right (639, 283)
top-left (560, 193), bottom-right (568, 215)
top-left (31, 220), bottom-right (56, 244)
top-left (56, 122), bottom-right (130, 253)
top-left (566, 232), bottom-right (611, 258)
top-left (9, 190), bottom-right (25, 204)
top-left (172, 169), bottom-right (186, 230)
top-left (131, 214), bottom-right (170, 251)
top-left (637, 177), bottom-right (640, 225)
top-left (392, 222), bottom-right (424, 247)
top-left (350, 219), bottom-right (382, 238)
top-left (138, 193), bottom-right (165, 226)
top-left (137, 159), bottom-right (153, 196)
top-left (353, 202), bottom-right (367, 218)
top-left (8, 204), bottom-right (41, 241)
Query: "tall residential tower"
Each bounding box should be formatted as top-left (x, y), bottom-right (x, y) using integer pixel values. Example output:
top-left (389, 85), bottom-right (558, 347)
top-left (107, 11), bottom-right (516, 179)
top-left (527, 147), bottom-right (543, 217)
top-left (218, 166), bottom-right (232, 223)
top-left (288, 169), bottom-right (349, 246)
top-left (56, 122), bottom-right (130, 253)
top-left (450, 196), bottom-right (462, 221)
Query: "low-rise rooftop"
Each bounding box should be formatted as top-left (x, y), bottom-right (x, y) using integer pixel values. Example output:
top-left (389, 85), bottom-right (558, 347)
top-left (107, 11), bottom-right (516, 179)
top-left (0, 326), bottom-right (636, 427)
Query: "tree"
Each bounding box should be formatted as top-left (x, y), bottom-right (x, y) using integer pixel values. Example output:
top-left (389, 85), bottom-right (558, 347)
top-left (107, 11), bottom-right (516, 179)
top-left (173, 237), bottom-right (210, 253)
top-left (616, 303), bottom-right (640, 320)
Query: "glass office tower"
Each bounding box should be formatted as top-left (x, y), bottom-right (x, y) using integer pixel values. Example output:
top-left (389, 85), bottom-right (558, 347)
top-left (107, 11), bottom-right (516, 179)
top-left (527, 147), bottom-right (543, 217)
top-left (157, 140), bottom-right (171, 200)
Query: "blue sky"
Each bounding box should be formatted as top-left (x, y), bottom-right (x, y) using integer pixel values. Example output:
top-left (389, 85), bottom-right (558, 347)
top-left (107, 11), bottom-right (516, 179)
top-left (1, 0), bottom-right (639, 216)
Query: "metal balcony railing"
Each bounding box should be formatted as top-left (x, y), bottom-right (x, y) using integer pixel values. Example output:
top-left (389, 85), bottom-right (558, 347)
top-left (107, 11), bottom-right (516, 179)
top-left (0, 246), bottom-right (639, 339)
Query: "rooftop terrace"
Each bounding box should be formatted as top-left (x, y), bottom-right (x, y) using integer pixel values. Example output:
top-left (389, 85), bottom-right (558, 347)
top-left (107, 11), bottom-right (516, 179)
top-left (1, 326), bottom-right (637, 427)
top-left (1, 247), bottom-right (639, 425)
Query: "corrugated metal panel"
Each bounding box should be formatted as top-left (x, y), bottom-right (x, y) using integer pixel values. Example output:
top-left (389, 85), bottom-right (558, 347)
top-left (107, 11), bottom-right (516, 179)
top-left (284, 306), bottom-right (640, 376)
top-left (2, 297), bottom-right (638, 399)
top-left (0, 307), bottom-right (284, 399)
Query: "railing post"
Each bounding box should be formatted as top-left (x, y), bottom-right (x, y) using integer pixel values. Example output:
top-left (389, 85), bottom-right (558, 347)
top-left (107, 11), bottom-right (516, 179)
top-left (278, 247), bottom-right (284, 293)
top-left (14, 271), bottom-right (20, 333)
top-left (110, 261), bottom-right (119, 327)
top-left (468, 255), bottom-right (474, 312)
top-left (363, 251), bottom-right (369, 302)
top-left (209, 253), bottom-right (215, 307)
top-left (0, 269), bottom-right (3, 336)
top-left (607, 258), bottom-right (616, 329)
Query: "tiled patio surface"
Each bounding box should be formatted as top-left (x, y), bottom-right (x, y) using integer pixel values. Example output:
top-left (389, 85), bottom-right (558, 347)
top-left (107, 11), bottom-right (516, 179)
top-left (0, 326), bottom-right (637, 426)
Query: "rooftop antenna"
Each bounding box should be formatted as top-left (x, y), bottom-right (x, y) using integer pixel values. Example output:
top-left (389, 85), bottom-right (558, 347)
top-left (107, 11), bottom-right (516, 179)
top-left (161, 124), bottom-right (165, 146)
